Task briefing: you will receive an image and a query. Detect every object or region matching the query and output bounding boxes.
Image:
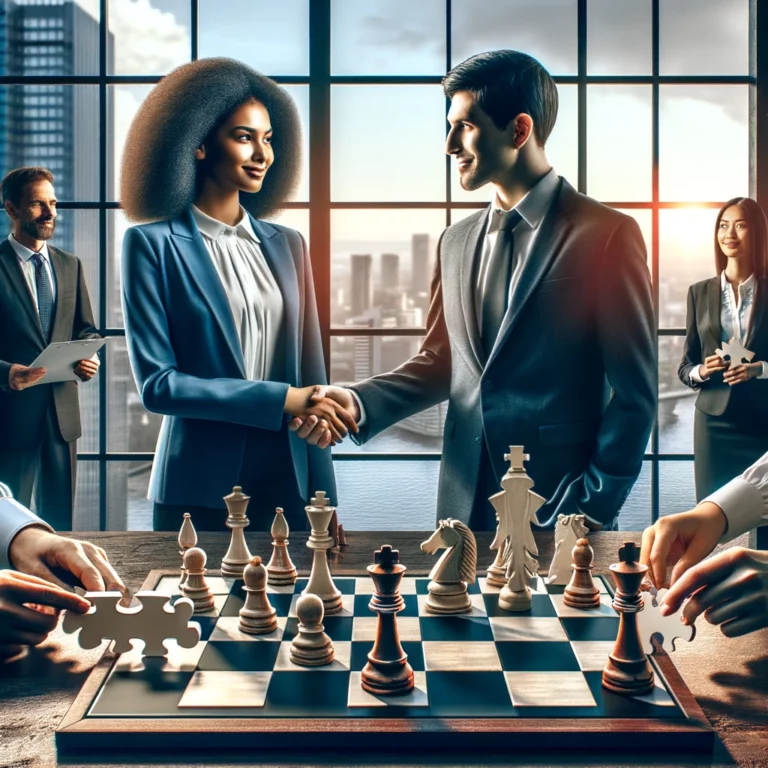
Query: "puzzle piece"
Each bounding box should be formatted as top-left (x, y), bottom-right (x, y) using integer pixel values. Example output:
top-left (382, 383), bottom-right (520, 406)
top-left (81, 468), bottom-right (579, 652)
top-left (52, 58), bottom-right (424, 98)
top-left (715, 338), bottom-right (755, 370)
top-left (637, 589), bottom-right (695, 655)
top-left (62, 591), bottom-right (201, 657)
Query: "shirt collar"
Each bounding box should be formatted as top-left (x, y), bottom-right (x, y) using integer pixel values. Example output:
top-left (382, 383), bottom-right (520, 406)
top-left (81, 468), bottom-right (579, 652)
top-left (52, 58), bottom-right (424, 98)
top-left (191, 205), bottom-right (260, 244)
top-left (8, 233), bottom-right (50, 262)
top-left (721, 270), bottom-right (756, 298)
top-left (487, 167), bottom-right (559, 234)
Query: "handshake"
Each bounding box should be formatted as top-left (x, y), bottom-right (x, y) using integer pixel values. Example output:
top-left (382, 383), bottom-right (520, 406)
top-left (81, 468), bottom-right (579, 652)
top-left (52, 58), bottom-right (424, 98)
top-left (283, 385), bottom-right (360, 449)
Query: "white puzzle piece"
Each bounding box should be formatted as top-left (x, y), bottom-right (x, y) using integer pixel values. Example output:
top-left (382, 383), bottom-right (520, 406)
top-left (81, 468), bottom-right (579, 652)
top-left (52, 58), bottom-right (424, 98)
top-left (637, 588), bottom-right (695, 655)
top-left (716, 338), bottom-right (755, 369)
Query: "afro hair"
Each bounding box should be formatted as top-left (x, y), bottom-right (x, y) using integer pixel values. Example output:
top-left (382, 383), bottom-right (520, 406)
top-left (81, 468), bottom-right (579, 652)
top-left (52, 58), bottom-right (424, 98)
top-left (120, 58), bottom-right (301, 223)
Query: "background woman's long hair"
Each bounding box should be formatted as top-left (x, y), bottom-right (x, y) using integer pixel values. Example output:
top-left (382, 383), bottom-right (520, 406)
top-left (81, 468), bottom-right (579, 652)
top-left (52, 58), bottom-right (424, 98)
top-left (120, 58), bottom-right (301, 223)
top-left (714, 196), bottom-right (768, 282)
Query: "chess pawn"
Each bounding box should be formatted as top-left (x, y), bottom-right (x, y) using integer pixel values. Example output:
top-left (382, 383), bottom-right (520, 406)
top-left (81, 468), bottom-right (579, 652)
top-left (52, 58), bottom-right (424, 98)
top-left (221, 486), bottom-right (252, 578)
top-left (178, 512), bottom-right (197, 588)
top-left (563, 538), bottom-right (601, 609)
top-left (181, 547), bottom-right (216, 613)
top-left (238, 556), bottom-right (278, 634)
top-left (289, 593), bottom-right (334, 666)
top-left (267, 507), bottom-right (297, 586)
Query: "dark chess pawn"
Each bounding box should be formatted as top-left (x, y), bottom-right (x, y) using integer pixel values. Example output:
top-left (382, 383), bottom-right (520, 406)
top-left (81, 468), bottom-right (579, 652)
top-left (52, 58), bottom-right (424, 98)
top-left (239, 556), bottom-right (278, 634)
top-left (563, 538), bottom-right (601, 610)
top-left (181, 547), bottom-right (215, 613)
top-left (602, 542), bottom-right (655, 696)
top-left (289, 593), bottom-right (335, 666)
top-left (361, 545), bottom-right (414, 696)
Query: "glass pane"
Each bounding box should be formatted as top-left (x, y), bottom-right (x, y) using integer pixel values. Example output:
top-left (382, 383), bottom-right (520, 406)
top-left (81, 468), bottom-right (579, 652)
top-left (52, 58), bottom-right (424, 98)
top-left (659, 208), bottom-right (719, 328)
top-left (331, 209), bottom-right (446, 327)
top-left (587, 86), bottom-right (652, 202)
top-left (331, 0), bottom-right (445, 75)
top-left (4, 1), bottom-right (100, 76)
top-left (264, 207), bottom-right (309, 242)
top-left (660, 0), bottom-right (750, 76)
top-left (331, 85), bottom-right (445, 202)
top-left (330, 334), bottom-right (446, 454)
top-left (0, 85), bottom-right (99, 201)
top-left (73, 459), bottom-right (99, 531)
top-left (618, 461), bottom-right (651, 531)
top-left (587, 0), bottom-right (651, 75)
top-left (283, 85), bottom-right (309, 203)
top-left (450, 84), bottom-right (577, 204)
top-left (659, 461), bottom-right (697, 516)
top-left (451, 0), bottom-right (578, 76)
top-left (658, 335), bottom-right (696, 455)
top-left (108, 209), bottom-right (128, 328)
top-left (199, 0), bottom-right (309, 75)
top-left (108, 460), bottom-right (153, 530)
top-left (334, 460), bottom-right (438, 530)
top-left (108, 84), bottom-right (153, 201)
top-left (660, 86), bottom-right (749, 202)
top-left (615, 208), bottom-right (652, 265)
top-left (107, 0), bottom-right (190, 75)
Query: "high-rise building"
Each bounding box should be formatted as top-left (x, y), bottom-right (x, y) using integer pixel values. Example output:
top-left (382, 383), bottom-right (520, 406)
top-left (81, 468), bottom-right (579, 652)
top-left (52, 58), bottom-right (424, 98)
top-left (381, 252), bottom-right (399, 292)
top-left (350, 253), bottom-right (373, 318)
top-left (411, 233), bottom-right (430, 297)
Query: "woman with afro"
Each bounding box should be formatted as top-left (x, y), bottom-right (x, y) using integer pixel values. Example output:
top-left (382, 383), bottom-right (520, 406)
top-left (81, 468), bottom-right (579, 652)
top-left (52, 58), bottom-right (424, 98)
top-left (120, 58), bottom-right (356, 532)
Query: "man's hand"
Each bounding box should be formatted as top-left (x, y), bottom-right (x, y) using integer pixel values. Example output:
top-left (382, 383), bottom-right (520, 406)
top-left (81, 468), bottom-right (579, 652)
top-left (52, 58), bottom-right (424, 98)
top-left (9, 526), bottom-right (125, 593)
top-left (8, 363), bottom-right (46, 391)
top-left (723, 361), bottom-right (762, 386)
top-left (640, 502), bottom-right (727, 590)
top-left (699, 354), bottom-right (727, 380)
top-left (659, 547), bottom-right (768, 638)
top-left (0, 569), bottom-right (90, 650)
top-left (285, 385), bottom-right (359, 446)
top-left (73, 356), bottom-right (100, 382)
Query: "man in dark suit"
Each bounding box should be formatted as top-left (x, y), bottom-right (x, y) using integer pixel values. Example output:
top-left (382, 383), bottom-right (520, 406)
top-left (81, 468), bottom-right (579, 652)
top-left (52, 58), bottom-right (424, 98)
top-left (0, 167), bottom-right (100, 530)
top-left (296, 50), bottom-right (657, 531)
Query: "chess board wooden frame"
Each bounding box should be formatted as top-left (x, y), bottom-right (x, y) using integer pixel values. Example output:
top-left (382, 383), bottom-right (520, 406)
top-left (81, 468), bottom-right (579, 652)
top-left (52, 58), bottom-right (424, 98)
top-left (55, 569), bottom-right (715, 754)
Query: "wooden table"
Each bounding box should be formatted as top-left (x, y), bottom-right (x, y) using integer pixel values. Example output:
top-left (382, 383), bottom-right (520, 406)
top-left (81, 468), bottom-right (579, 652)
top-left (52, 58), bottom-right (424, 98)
top-left (0, 531), bottom-right (766, 768)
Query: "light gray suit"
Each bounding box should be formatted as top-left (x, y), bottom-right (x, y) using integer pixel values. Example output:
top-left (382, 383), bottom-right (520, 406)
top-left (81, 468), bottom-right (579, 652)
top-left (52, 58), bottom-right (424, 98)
top-left (0, 486), bottom-right (51, 570)
top-left (350, 178), bottom-right (657, 529)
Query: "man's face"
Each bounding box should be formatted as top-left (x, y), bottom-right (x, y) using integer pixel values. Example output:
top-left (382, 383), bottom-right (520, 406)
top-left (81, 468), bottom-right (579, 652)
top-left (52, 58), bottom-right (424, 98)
top-left (10, 179), bottom-right (57, 240)
top-left (445, 91), bottom-right (518, 191)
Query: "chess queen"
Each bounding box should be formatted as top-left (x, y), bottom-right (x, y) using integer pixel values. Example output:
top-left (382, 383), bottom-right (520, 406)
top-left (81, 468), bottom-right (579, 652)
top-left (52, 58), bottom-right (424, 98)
top-left (678, 197), bottom-right (768, 500)
top-left (120, 58), bottom-right (356, 532)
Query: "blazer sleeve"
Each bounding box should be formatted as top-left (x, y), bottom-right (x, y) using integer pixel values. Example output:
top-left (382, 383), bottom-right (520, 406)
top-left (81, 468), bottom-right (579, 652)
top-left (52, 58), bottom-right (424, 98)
top-left (72, 256), bottom-right (100, 341)
top-left (349, 232), bottom-right (452, 443)
top-left (0, 497), bottom-right (54, 570)
top-left (567, 216), bottom-right (657, 527)
top-left (121, 226), bottom-right (289, 431)
top-left (678, 285), bottom-right (705, 390)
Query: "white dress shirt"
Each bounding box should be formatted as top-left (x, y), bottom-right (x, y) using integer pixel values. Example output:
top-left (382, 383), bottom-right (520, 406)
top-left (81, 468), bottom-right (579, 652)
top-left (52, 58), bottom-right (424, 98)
top-left (690, 272), bottom-right (768, 383)
top-left (705, 448), bottom-right (768, 542)
top-left (8, 232), bottom-right (56, 309)
top-left (191, 206), bottom-right (285, 382)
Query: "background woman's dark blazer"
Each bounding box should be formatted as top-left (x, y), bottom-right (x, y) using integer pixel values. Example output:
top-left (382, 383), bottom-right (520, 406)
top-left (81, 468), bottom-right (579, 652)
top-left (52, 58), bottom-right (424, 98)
top-left (678, 276), bottom-right (768, 419)
top-left (121, 207), bottom-right (336, 510)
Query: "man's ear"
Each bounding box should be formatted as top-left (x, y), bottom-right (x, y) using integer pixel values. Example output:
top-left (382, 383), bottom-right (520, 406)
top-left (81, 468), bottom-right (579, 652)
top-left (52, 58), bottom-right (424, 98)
top-left (194, 144), bottom-right (206, 161)
top-left (4, 201), bottom-right (17, 220)
top-left (511, 113), bottom-right (534, 150)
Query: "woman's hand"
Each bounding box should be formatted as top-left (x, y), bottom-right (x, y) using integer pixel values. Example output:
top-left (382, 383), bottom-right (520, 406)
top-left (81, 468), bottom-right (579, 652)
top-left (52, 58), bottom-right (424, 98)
top-left (284, 386), bottom-right (358, 443)
top-left (698, 354), bottom-right (727, 380)
top-left (723, 361), bottom-right (763, 386)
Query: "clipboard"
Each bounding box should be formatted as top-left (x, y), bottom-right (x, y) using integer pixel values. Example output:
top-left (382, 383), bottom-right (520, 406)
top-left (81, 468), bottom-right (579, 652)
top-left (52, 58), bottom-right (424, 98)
top-left (29, 338), bottom-right (107, 385)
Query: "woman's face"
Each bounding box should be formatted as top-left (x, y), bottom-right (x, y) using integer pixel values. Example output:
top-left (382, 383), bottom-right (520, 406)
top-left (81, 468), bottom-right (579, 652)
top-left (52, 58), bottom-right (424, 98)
top-left (197, 99), bottom-right (274, 193)
top-left (718, 204), bottom-right (751, 262)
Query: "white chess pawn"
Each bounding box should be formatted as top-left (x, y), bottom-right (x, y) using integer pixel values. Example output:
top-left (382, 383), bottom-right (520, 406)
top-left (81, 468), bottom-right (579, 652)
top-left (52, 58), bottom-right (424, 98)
top-left (239, 556), bottom-right (278, 634)
top-left (289, 593), bottom-right (334, 667)
top-left (181, 547), bottom-right (215, 613)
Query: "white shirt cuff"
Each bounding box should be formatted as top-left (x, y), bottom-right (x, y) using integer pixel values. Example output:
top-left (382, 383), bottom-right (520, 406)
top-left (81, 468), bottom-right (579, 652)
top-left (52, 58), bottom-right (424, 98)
top-left (759, 361), bottom-right (768, 379)
top-left (689, 365), bottom-right (706, 384)
top-left (704, 477), bottom-right (767, 543)
top-left (348, 388), bottom-right (367, 427)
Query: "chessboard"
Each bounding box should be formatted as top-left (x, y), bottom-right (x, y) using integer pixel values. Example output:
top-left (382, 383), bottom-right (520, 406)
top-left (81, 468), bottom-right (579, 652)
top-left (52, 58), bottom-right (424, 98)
top-left (55, 568), bottom-right (714, 754)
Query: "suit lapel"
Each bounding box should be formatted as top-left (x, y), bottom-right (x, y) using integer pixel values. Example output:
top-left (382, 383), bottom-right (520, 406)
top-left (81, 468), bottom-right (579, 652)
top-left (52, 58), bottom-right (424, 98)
top-left (48, 247), bottom-right (72, 342)
top-left (707, 275), bottom-right (723, 347)
top-left (458, 212), bottom-right (487, 370)
top-left (746, 277), bottom-right (767, 350)
top-left (0, 239), bottom-right (45, 345)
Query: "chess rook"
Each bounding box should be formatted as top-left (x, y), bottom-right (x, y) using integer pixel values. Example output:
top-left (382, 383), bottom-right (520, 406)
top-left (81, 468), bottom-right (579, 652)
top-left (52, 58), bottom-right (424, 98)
top-left (361, 546), bottom-right (414, 696)
top-left (266, 508), bottom-right (297, 586)
top-left (289, 593), bottom-right (335, 666)
top-left (239, 556), bottom-right (278, 635)
top-left (302, 491), bottom-right (343, 615)
top-left (177, 512), bottom-right (197, 588)
top-left (602, 542), bottom-right (655, 696)
top-left (181, 547), bottom-right (215, 613)
top-left (221, 486), bottom-right (253, 578)
top-left (563, 538), bottom-right (600, 610)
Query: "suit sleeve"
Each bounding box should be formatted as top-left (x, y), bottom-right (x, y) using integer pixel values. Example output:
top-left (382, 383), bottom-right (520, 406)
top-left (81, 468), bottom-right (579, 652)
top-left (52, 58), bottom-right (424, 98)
top-left (568, 217), bottom-right (657, 527)
top-left (121, 226), bottom-right (289, 431)
top-left (0, 497), bottom-right (54, 571)
top-left (72, 256), bottom-right (100, 341)
top-left (350, 232), bottom-right (451, 443)
top-left (678, 285), bottom-right (705, 390)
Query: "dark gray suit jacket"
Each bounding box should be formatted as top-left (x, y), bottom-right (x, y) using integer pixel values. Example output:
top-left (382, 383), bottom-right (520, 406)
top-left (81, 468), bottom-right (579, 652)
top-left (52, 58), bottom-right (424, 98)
top-left (0, 239), bottom-right (98, 450)
top-left (351, 178), bottom-right (657, 528)
top-left (678, 276), bottom-right (768, 418)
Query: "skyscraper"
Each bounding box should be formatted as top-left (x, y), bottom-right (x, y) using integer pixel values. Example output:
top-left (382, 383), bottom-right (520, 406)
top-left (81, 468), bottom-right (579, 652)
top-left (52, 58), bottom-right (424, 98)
top-left (411, 233), bottom-right (430, 297)
top-left (350, 253), bottom-right (373, 318)
top-left (381, 252), bottom-right (399, 292)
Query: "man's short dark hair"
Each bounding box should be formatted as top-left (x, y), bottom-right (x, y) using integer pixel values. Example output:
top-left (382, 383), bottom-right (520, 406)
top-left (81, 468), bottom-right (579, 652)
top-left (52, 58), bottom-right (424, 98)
top-left (442, 50), bottom-right (558, 146)
top-left (120, 57), bottom-right (301, 223)
top-left (0, 166), bottom-right (55, 207)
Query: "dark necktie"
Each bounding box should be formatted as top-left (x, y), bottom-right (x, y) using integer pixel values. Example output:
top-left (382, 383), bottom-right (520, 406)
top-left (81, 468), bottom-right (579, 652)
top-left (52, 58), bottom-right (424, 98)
top-left (31, 251), bottom-right (55, 341)
top-left (481, 209), bottom-right (522, 357)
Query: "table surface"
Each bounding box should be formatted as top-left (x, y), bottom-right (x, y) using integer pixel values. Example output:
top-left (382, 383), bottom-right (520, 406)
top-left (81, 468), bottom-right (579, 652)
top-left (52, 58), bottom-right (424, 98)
top-left (0, 530), bottom-right (766, 768)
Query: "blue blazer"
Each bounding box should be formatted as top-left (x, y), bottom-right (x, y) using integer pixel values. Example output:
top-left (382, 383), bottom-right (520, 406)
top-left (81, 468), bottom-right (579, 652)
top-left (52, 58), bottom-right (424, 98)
top-left (121, 207), bottom-right (336, 511)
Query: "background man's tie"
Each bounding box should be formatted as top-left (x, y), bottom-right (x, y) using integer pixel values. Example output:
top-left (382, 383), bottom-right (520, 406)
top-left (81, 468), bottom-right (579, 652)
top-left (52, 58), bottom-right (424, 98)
top-left (31, 251), bottom-right (55, 342)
